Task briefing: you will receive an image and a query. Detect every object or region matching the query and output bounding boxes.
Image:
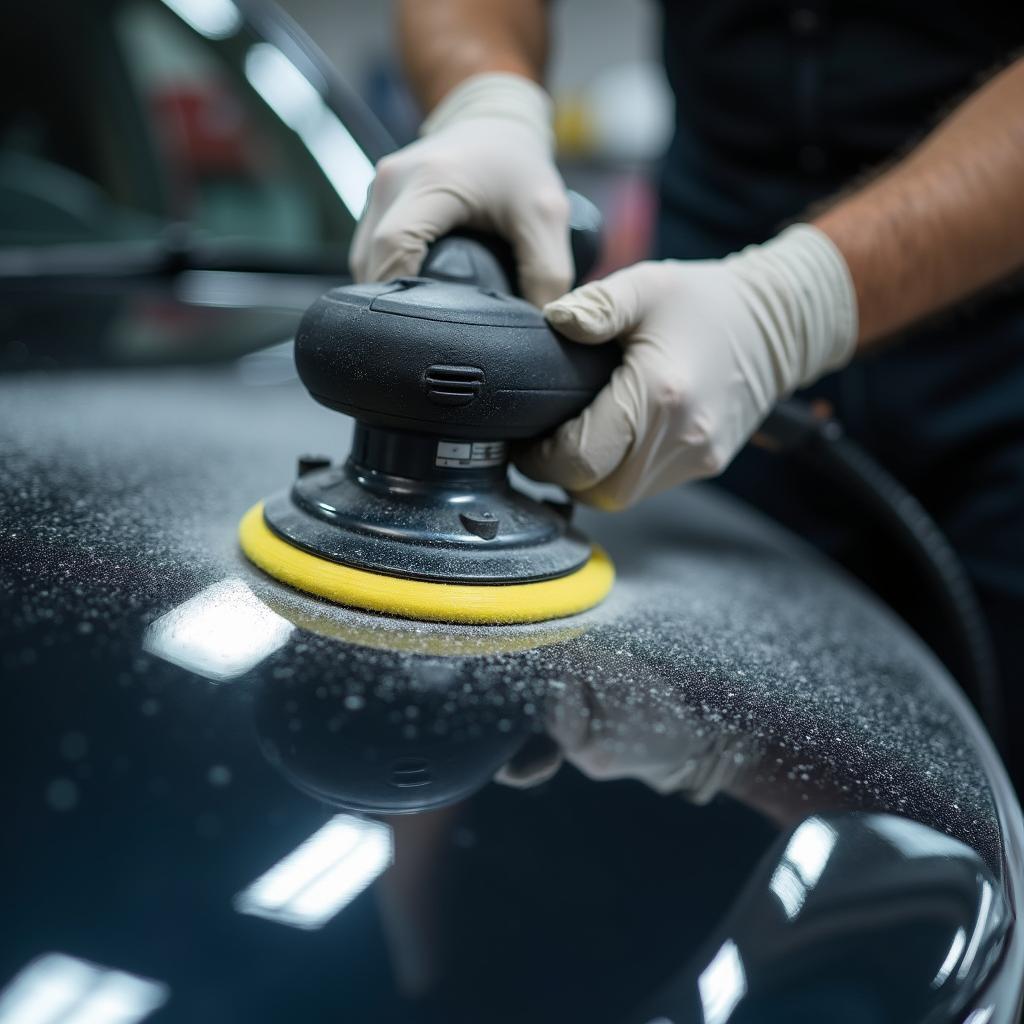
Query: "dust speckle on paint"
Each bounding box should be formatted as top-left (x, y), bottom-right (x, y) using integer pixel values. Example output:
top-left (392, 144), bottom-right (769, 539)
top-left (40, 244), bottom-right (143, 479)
top-left (46, 778), bottom-right (79, 812)
top-left (59, 732), bottom-right (89, 761)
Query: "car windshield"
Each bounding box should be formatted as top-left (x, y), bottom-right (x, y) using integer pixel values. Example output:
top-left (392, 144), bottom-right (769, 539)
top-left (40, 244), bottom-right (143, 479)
top-left (1, 0), bottom-right (373, 265)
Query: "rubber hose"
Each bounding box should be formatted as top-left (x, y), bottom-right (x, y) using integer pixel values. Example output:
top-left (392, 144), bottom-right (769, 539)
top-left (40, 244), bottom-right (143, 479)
top-left (761, 401), bottom-right (1005, 750)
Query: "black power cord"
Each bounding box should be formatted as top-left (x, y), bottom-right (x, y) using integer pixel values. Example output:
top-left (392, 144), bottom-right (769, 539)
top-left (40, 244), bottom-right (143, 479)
top-left (760, 400), bottom-right (1006, 752)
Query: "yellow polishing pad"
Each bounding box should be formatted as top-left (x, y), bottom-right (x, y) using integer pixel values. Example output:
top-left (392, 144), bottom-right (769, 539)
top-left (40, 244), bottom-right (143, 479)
top-left (238, 503), bottom-right (614, 625)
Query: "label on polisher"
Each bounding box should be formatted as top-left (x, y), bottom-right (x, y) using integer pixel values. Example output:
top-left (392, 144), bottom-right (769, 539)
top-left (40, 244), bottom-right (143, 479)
top-left (435, 440), bottom-right (506, 468)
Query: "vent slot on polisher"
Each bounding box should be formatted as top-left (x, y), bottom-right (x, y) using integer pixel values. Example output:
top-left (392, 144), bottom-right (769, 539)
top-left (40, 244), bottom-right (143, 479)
top-left (423, 365), bottom-right (484, 406)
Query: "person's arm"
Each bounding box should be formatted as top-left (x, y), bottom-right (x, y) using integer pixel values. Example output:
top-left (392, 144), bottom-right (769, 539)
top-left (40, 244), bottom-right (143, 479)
top-left (517, 58), bottom-right (1024, 509)
top-left (397, 0), bottom-right (549, 112)
top-left (350, 1), bottom-right (570, 305)
top-left (816, 58), bottom-right (1024, 345)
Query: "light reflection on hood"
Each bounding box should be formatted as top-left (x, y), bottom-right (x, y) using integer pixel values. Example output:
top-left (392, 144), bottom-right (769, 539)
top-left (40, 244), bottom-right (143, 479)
top-left (143, 577), bottom-right (293, 682)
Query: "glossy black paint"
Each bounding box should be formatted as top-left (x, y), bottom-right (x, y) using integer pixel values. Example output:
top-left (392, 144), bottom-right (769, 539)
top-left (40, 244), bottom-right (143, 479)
top-left (1, 279), bottom-right (1022, 1023)
top-left (253, 647), bottom-right (535, 813)
top-left (633, 813), bottom-right (1009, 1023)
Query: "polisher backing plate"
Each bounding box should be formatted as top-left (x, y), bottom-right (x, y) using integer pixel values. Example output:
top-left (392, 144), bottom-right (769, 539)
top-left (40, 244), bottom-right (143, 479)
top-left (238, 503), bottom-right (615, 625)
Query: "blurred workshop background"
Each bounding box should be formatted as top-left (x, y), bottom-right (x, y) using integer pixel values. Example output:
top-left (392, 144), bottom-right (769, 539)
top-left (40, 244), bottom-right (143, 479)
top-left (278, 0), bottom-right (673, 274)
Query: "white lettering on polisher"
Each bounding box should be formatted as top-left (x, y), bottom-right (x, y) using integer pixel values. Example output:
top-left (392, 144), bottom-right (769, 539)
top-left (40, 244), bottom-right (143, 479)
top-left (435, 440), bottom-right (507, 468)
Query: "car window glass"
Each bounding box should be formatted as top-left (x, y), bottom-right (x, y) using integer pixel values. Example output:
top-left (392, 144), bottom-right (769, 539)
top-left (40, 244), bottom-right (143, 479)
top-left (0, 0), bottom-right (362, 255)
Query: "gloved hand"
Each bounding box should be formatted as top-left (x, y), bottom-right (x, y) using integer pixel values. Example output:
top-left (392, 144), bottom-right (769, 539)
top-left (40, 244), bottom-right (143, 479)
top-left (350, 73), bottom-right (573, 307)
top-left (516, 225), bottom-right (858, 508)
top-left (496, 675), bottom-right (754, 805)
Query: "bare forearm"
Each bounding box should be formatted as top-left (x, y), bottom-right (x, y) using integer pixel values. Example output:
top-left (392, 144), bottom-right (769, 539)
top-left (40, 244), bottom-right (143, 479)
top-left (814, 58), bottom-right (1024, 347)
top-left (397, 0), bottom-right (549, 112)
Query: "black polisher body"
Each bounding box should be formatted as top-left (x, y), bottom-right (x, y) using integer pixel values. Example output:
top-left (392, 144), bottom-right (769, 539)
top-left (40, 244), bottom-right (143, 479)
top-left (261, 234), bottom-right (618, 586)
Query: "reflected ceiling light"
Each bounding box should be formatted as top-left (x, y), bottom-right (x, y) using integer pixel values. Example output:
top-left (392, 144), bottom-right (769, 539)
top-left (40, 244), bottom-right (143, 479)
top-left (957, 881), bottom-right (994, 982)
top-left (159, 0), bottom-right (240, 39)
top-left (0, 953), bottom-right (167, 1024)
top-left (697, 939), bottom-right (746, 1024)
top-left (143, 578), bottom-right (294, 682)
top-left (784, 817), bottom-right (837, 884)
top-left (234, 815), bottom-right (393, 930)
top-left (244, 43), bottom-right (374, 217)
top-left (767, 862), bottom-right (804, 920)
top-left (963, 1009), bottom-right (994, 1024)
top-left (768, 816), bottom-right (837, 920)
top-left (932, 927), bottom-right (967, 988)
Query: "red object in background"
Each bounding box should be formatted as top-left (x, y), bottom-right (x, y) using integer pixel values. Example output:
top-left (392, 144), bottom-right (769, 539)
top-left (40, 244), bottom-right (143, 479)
top-left (590, 171), bottom-right (658, 280)
top-left (151, 83), bottom-right (253, 175)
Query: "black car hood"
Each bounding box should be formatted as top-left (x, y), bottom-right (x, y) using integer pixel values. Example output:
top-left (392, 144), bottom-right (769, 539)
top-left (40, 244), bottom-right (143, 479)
top-left (1, 290), bottom-right (1021, 1023)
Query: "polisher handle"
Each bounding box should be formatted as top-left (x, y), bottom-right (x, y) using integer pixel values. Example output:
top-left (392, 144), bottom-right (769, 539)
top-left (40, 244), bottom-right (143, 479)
top-left (296, 193), bottom-right (616, 441)
top-left (419, 189), bottom-right (603, 296)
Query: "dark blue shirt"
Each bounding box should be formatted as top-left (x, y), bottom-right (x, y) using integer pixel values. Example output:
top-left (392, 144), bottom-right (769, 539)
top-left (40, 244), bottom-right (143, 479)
top-left (655, 0), bottom-right (1023, 257)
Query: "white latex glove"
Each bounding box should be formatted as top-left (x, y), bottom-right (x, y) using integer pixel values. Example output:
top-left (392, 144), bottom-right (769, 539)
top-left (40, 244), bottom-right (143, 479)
top-left (350, 73), bottom-right (573, 307)
top-left (516, 225), bottom-right (858, 508)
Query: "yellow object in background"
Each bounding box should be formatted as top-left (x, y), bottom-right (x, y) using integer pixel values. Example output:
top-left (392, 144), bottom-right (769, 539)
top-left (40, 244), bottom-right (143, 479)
top-left (554, 93), bottom-right (597, 159)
